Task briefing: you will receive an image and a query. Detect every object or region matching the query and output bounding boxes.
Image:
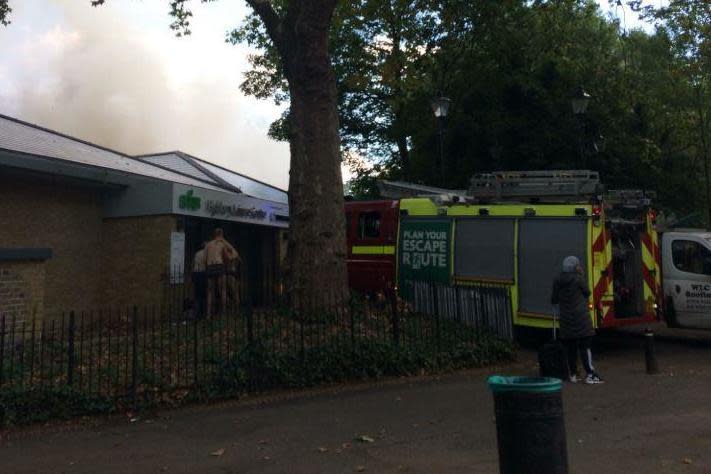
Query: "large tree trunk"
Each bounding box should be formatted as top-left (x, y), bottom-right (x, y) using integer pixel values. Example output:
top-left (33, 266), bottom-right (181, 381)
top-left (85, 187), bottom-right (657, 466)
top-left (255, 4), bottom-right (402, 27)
top-left (280, 3), bottom-right (349, 308)
top-left (246, 0), bottom-right (348, 308)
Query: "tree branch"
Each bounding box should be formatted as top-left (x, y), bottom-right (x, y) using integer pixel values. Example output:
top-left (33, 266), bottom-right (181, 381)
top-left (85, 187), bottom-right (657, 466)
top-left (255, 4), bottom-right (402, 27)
top-left (0, 0), bottom-right (11, 26)
top-left (245, 0), bottom-right (284, 46)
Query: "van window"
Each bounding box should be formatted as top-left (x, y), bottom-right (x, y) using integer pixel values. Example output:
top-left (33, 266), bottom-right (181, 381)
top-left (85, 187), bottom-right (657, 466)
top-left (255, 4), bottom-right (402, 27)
top-left (358, 212), bottom-right (381, 239)
top-left (345, 212), bottom-right (352, 238)
top-left (671, 240), bottom-right (711, 275)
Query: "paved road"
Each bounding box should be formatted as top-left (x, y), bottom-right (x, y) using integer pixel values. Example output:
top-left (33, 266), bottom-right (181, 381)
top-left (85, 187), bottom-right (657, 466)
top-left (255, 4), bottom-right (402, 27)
top-left (615, 321), bottom-right (711, 345)
top-left (2, 334), bottom-right (711, 473)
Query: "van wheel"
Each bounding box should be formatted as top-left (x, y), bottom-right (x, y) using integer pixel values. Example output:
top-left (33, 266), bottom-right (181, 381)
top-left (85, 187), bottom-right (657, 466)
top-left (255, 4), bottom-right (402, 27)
top-left (664, 298), bottom-right (681, 328)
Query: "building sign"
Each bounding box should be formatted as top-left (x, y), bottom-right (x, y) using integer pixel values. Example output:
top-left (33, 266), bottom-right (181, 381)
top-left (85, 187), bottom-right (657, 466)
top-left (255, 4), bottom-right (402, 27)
top-left (398, 219), bottom-right (452, 296)
top-left (205, 200), bottom-right (267, 220)
top-left (678, 282), bottom-right (711, 312)
top-left (178, 190), bottom-right (201, 211)
top-left (172, 183), bottom-right (288, 228)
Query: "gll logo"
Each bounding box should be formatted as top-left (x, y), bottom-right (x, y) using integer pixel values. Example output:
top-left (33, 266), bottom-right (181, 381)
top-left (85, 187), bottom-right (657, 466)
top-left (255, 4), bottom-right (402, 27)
top-left (179, 190), bottom-right (201, 211)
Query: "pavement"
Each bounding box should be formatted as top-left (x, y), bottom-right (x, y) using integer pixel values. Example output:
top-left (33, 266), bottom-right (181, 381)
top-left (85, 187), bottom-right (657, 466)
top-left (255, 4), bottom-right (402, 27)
top-left (614, 321), bottom-right (711, 345)
top-left (2, 332), bottom-right (711, 474)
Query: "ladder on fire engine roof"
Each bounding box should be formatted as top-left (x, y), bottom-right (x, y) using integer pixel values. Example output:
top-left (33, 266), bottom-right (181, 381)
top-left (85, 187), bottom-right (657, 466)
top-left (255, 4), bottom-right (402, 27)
top-left (378, 172), bottom-right (657, 211)
top-left (377, 171), bottom-right (601, 203)
top-left (377, 180), bottom-right (467, 199)
top-left (468, 170), bottom-right (603, 201)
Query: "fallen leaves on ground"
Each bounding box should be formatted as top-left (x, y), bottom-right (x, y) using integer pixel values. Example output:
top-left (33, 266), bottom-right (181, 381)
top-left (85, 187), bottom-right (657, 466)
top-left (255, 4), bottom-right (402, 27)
top-left (355, 435), bottom-right (375, 443)
top-left (355, 466), bottom-right (366, 472)
top-left (210, 448), bottom-right (225, 457)
top-left (682, 458), bottom-right (693, 465)
top-left (317, 447), bottom-right (328, 453)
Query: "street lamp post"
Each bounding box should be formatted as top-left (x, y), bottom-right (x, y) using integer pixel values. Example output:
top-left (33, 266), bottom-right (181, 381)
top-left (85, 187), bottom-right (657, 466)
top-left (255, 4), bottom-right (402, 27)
top-left (431, 96), bottom-right (451, 185)
top-left (571, 87), bottom-right (591, 169)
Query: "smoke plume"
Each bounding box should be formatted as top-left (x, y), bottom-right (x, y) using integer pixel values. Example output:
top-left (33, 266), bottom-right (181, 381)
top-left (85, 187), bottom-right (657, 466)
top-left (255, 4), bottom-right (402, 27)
top-left (0, 0), bottom-right (290, 188)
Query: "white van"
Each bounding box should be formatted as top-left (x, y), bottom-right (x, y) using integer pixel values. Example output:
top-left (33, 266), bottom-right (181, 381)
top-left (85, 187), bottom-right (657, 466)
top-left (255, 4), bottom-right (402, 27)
top-left (662, 230), bottom-right (711, 329)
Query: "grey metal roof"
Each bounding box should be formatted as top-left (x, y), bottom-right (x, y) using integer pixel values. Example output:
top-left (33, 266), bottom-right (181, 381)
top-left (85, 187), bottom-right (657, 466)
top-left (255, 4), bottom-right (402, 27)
top-left (139, 152), bottom-right (220, 184)
top-left (139, 149), bottom-right (288, 204)
top-left (0, 114), bottom-right (226, 191)
top-left (195, 159), bottom-right (288, 204)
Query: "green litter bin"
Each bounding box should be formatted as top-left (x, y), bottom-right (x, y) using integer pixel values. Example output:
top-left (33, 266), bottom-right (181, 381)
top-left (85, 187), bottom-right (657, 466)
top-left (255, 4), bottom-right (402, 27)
top-left (488, 376), bottom-right (568, 474)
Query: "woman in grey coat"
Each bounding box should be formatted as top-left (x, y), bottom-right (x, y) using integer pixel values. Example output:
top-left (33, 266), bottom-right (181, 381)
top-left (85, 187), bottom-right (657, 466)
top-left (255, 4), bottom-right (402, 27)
top-left (551, 256), bottom-right (604, 384)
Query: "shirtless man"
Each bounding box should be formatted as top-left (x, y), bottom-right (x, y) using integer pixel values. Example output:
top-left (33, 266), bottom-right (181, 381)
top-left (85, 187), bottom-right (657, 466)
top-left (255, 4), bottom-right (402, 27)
top-left (205, 228), bottom-right (240, 316)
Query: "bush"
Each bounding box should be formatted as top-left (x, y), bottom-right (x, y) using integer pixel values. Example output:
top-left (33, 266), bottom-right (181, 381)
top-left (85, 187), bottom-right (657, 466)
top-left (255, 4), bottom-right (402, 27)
top-left (0, 386), bottom-right (114, 427)
top-left (208, 332), bottom-right (515, 395)
top-left (0, 332), bottom-right (515, 426)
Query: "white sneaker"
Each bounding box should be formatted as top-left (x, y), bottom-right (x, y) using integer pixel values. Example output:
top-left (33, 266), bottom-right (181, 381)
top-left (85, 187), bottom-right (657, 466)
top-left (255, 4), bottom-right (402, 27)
top-left (585, 374), bottom-right (604, 384)
top-left (569, 374), bottom-right (579, 383)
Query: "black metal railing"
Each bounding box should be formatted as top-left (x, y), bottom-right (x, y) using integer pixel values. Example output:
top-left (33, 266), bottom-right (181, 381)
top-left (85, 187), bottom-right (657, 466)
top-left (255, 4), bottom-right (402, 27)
top-left (409, 281), bottom-right (514, 340)
top-left (0, 280), bottom-right (513, 407)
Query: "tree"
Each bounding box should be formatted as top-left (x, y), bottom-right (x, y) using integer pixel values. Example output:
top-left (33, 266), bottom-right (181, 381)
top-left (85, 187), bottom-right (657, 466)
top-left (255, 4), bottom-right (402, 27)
top-left (632, 0), bottom-right (711, 226)
top-left (404, 0), bottom-right (628, 185)
top-left (0, 0), bottom-right (10, 26)
top-left (241, 0), bottom-right (349, 307)
top-left (236, 0), bottom-right (440, 181)
top-left (83, 0), bottom-right (349, 306)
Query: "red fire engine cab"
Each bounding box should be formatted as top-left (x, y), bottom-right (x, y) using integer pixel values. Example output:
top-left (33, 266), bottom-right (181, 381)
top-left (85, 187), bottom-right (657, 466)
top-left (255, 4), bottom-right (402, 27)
top-left (345, 200), bottom-right (399, 294)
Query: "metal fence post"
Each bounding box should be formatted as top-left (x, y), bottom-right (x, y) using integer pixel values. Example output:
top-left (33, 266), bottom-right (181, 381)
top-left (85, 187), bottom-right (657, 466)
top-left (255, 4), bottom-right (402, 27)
top-left (349, 297), bottom-right (356, 350)
top-left (67, 311), bottom-right (76, 387)
top-left (193, 314), bottom-right (199, 385)
top-left (299, 321), bottom-right (306, 362)
top-left (390, 290), bottom-right (400, 345)
top-left (0, 315), bottom-right (5, 386)
top-left (246, 304), bottom-right (254, 348)
top-left (246, 304), bottom-right (257, 391)
top-left (433, 283), bottom-right (441, 352)
top-left (131, 306), bottom-right (138, 410)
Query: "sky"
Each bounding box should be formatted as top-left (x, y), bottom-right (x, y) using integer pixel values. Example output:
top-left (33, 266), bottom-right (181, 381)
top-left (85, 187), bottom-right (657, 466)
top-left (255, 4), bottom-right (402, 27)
top-left (0, 0), bottom-right (291, 188)
top-left (0, 1), bottom-right (653, 190)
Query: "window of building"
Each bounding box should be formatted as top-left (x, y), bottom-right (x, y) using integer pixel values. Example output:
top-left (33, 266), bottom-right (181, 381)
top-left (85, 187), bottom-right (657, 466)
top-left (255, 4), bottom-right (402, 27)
top-left (345, 213), bottom-right (352, 238)
top-left (358, 212), bottom-right (381, 239)
top-left (671, 239), bottom-right (711, 276)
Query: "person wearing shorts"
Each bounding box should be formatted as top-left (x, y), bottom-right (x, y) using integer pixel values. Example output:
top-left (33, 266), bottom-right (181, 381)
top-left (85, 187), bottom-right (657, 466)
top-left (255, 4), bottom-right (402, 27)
top-left (205, 228), bottom-right (240, 316)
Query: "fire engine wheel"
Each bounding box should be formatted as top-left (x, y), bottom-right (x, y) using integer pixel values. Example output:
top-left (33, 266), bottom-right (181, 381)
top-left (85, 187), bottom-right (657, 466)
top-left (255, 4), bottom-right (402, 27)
top-left (664, 297), bottom-right (681, 328)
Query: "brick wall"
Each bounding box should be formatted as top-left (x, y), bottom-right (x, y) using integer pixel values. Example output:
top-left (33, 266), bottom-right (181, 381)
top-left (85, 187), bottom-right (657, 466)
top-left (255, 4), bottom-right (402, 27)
top-left (0, 261), bottom-right (46, 322)
top-left (101, 215), bottom-right (176, 308)
top-left (0, 172), bottom-right (176, 313)
top-left (0, 173), bottom-right (103, 315)
top-left (1, 171), bottom-right (283, 314)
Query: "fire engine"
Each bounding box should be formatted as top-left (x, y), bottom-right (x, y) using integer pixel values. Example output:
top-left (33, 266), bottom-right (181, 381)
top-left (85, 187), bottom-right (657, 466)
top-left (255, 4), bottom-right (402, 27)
top-left (346, 171), bottom-right (668, 331)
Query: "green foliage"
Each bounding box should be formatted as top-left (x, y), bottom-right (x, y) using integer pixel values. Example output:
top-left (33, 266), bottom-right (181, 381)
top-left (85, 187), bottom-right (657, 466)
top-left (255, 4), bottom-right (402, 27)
top-left (633, 0), bottom-right (711, 223)
top-left (209, 332), bottom-right (515, 396)
top-left (234, 0), bottom-right (440, 176)
top-left (0, 386), bottom-right (114, 427)
top-left (231, 0), bottom-right (711, 217)
top-left (0, 321), bottom-right (514, 427)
